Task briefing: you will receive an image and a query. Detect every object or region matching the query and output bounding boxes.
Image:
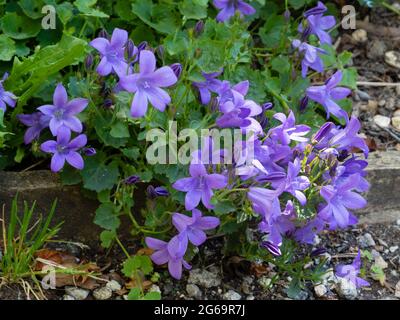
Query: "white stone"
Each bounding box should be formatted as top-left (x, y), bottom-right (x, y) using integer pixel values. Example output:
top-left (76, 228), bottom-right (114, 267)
top-left (392, 117), bottom-right (400, 131)
top-left (106, 280), bottom-right (122, 292)
top-left (395, 281), bottom-right (400, 298)
top-left (374, 115), bottom-right (391, 128)
top-left (149, 284), bottom-right (161, 294)
top-left (390, 246), bottom-right (399, 253)
top-left (385, 51), bottom-right (400, 69)
top-left (93, 287), bottom-right (112, 300)
top-left (62, 294), bottom-right (75, 300)
top-left (223, 290), bottom-right (242, 300)
top-left (65, 287), bottom-right (89, 300)
top-left (188, 269), bottom-right (221, 288)
top-left (352, 29), bottom-right (367, 43)
top-left (359, 233), bottom-right (376, 248)
top-left (314, 284), bottom-right (328, 298)
top-left (336, 277), bottom-right (358, 300)
top-left (373, 256), bottom-right (388, 270)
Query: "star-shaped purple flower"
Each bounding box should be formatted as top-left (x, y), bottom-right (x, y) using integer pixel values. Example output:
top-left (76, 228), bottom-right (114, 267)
top-left (292, 40), bottom-right (326, 78)
top-left (213, 0), bottom-right (256, 22)
top-left (38, 83), bottom-right (88, 136)
top-left (41, 126), bottom-right (87, 172)
top-left (306, 71), bottom-right (351, 121)
top-left (269, 111), bottom-right (310, 145)
top-left (145, 234), bottom-right (191, 280)
top-left (192, 70), bottom-right (223, 105)
top-left (172, 209), bottom-right (220, 246)
top-left (90, 28), bottom-right (130, 77)
top-left (299, 2), bottom-right (336, 45)
top-left (172, 162), bottom-right (228, 210)
top-left (318, 174), bottom-right (367, 229)
top-left (272, 158), bottom-right (310, 205)
top-left (119, 50), bottom-right (177, 118)
top-left (18, 112), bottom-right (50, 144)
top-left (0, 74), bottom-right (17, 112)
top-left (336, 250), bottom-right (370, 288)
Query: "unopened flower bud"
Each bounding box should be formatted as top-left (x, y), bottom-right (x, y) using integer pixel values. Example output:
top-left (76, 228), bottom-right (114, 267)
top-left (125, 175), bottom-right (140, 185)
top-left (98, 29), bottom-right (109, 39)
top-left (138, 41), bottom-right (148, 51)
top-left (261, 241), bottom-right (282, 256)
top-left (194, 20), bottom-right (205, 37)
top-left (284, 10), bottom-right (291, 22)
top-left (83, 147), bottom-right (96, 156)
top-left (156, 45), bottom-right (164, 60)
top-left (311, 248), bottom-right (327, 257)
top-left (299, 96), bottom-right (309, 112)
top-left (170, 63), bottom-right (182, 79)
top-left (84, 54), bottom-right (94, 71)
top-left (103, 98), bottom-right (113, 108)
top-left (126, 39), bottom-right (137, 60)
top-left (146, 185), bottom-right (169, 198)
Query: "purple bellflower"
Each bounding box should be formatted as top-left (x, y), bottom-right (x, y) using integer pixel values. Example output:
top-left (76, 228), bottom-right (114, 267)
top-left (145, 234), bottom-right (191, 280)
top-left (38, 83), bottom-right (88, 136)
top-left (0, 74), bottom-right (17, 112)
top-left (269, 111), bottom-right (310, 145)
top-left (294, 216), bottom-right (325, 244)
top-left (90, 28), bottom-right (130, 77)
top-left (336, 250), bottom-right (370, 288)
top-left (272, 158), bottom-right (310, 205)
top-left (172, 162), bottom-right (228, 210)
top-left (292, 40), bottom-right (326, 78)
top-left (213, 0), bottom-right (256, 22)
top-left (299, 2), bottom-right (335, 45)
top-left (306, 71), bottom-right (351, 121)
top-left (319, 174), bottom-right (367, 229)
top-left (40, 126), bottom-right (87, 172)
top-left (172, 209), bottom-right (220, 246)
top-left (18, 112), bottom-right (50, 144)
top-left (119, 50), bottom-right (177, 117)
top-left (192, 70), bottom-right (223, 105)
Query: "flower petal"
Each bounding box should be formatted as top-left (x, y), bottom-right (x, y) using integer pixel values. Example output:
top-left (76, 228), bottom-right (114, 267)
top-left (53, 83), bottom-right (68, 108)
top-left (139, 50), bottom-right (156, 74)
top-left (110, 28), bottom-right (128, 49)
top-left (130, 90), bottom-right (148, 117)
top-left (65, 151), bottom-right (84, 170)
top-left (51, 153), bottom-right (66, 172)
top-left (89, 37), bottom-right (109, 54)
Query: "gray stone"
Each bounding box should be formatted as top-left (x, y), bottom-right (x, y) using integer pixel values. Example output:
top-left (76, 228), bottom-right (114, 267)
top-left (188, 269), bottom-right (221, 288)
top-left (392, 117), bottom-right (400, 131)
top-left (359, 233), bottom-right (376, 248)
top-left (106, 280), bottom-right (122, 292)
top-left (65, 286), bottom-right (89, 300)
top-left (356, 90), bottom-right (371, 101)
top-left (367, 40), bottom-right (386, 59)
top-left (314, 284), bottom-right (328, 298)
top-left (336, 278), bottom-right (358, 300)
top-left (321, 269), bottom-right (337, 289)
top-left (246, 295), bottom-right (255, 300)
top-left (93, 287), bottom-right (113, 300)
top-left (186, 284), bottom-right (202, 299)
top-left (258, 276), bottom-right (272, 290)
top-left (390, 246), bottom-right (399, 253)
top-left (373, 256), bottom-right (388, 270)
top-left (223, 290), bottom-right (242, 300)
top-left (62, 294), bottom-right (75, 300)
top-left (149, 284), bottom-right (161, 294)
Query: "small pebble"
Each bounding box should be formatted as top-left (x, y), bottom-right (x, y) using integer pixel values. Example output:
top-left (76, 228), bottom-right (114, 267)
top-left (385, 51), bottom-right (400, 69)
top-left (106, 280), bottom-right (122, 292)
top-left (352, 29), bottom-right (367, 43)
top-left (314, 284), bottom-right (328, 298)
top-left (389, 246), bottom-right (399, 253)
top-left (93, 287), bottom-right (112, 300)
top-left (373, 115), bottom-right (391, 128)
top-left (392, 117), bottom-right (400, 131)
top-left (223, 290), bottom-right (242, 300)
top-left (65, 287), bottom-right (89, 300)
top-left (62, 294), bottom-right (75, 300)
top-left (395, 281), bottom-right (400, 298)
top-left (336, 277), bottom-right (358, 300)
top-left (186, 284), bottom-right (202, 299)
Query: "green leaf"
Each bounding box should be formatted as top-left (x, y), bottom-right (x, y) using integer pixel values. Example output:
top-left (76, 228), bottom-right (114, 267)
top-left (94, 116), bottom-right (128, 148)
top-left (259, 15), bottom-right (285, 49)
top-left (100, 230), bottom-right (116, 248)
top-left (110, 121), bottom-right (130, 138)
top-left (131, 0), bottom-right (180, 35)
top-left (123, 255), bottom-right (153, 278)
top-left (127, 288), bottom-right (141, 300)
top-left (340, 67), bottom-right (358, 90)
top-left (81, 155), bottom-right (120, 192)
top-left (143, 291), bottom-right (161, 300)
top-left (122, 147), bottom-right (140, 160)
top-left (271, 56), bottom-right (290, 74)
top-left (1, 12), bottom-right (41, 39)
top-left (115, 0), bottom-right (136, 21)
top-left (60, 165), bottom-right (82, 185)
top-left (57, 2), bottom-right (75, 25)
top-left (74, 0), bottom-right (109, 18)
top-left (0, 35), bottom-right (16, 61)
top-left (196, 39), bottom-right (225, 73)
top-left (214, 200), bottom-right (236, 216)
top-left (94, 203), bottom-right (120, 230)
top-left (179, 0), bottom-right (208, 20)
top-left (18, 0), bottom-right (45, 19)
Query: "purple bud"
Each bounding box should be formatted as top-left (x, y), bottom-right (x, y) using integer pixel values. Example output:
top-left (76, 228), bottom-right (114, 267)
top-left (146, 185), bottom-right (169, 198)
top-left (194, 20), bottom-right (205, 37)
top-left (98, 29), bottom-right (109, 39)
top-left (103, 98), bottom-right (113, 108)
top-left (138, 41), bottom-right (148, 51)
top-left (126, 39), bottom-right (136, 59)
top-left (311, 248), bottom-right (327, 257)
top-left (304, 2), bottom-right (327, 18)
top-left (210, 97), bottom-right (219, 113)
top-left (300, 26), bottom-right (312, 42)
top-left (284, 10), bottom-right (291, 22)
top-left (125, 175), bottom-right (140, 185)
top-left (83, 147), bottom-right (96, 156)
top-left (261, 241), bottom-right (282, 256)
top-left (299, 96), bottom-right (309, 112)
top-left (262, 102), bottom-right (273, 111)
top-left (170, 63), bottom-right (182, 79)
top-left (313, 122), bottom-right (334, 143)
top-left (156, 45), bottom-right (164, 60)
top-left (84, 54), bottom-right (94, 70)
top-left (2, 72), bottom-right (9, 81)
